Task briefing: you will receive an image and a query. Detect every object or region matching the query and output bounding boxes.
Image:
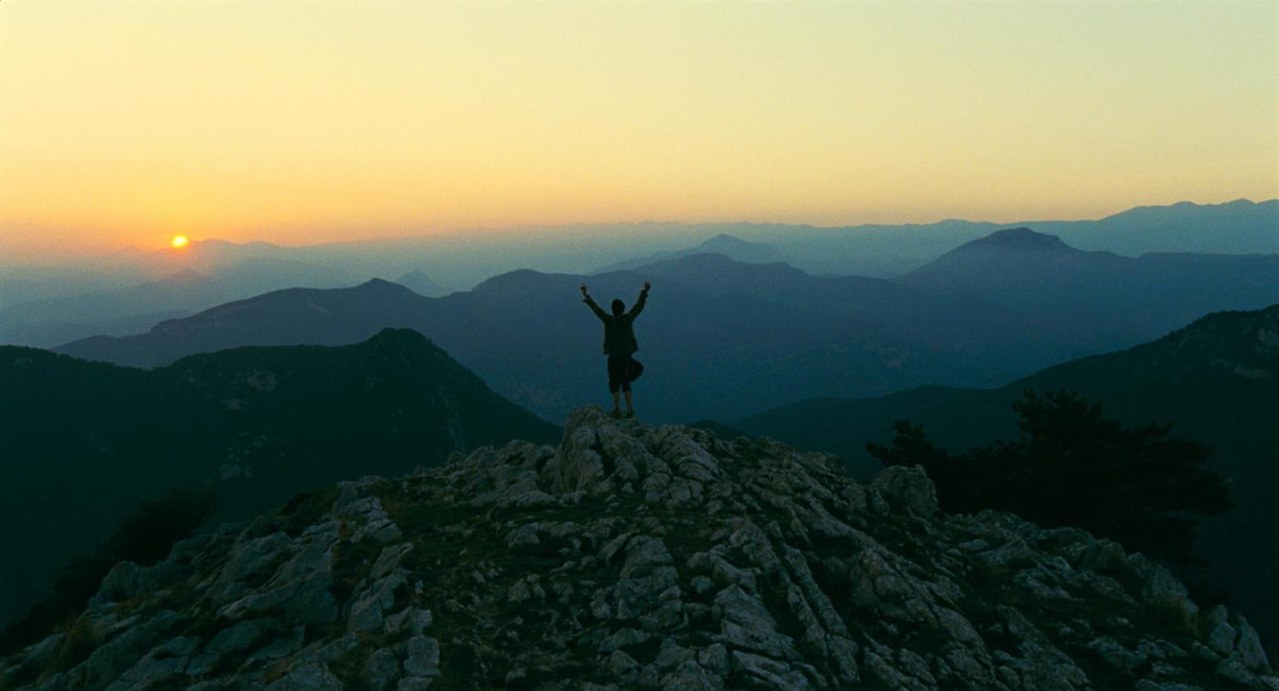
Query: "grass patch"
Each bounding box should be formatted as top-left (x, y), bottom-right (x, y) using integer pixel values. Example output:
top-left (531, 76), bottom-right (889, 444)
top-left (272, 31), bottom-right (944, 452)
top-left (48, 617), bottom-right (101, 676)
top-left (328, 639), bottom-right (376, 691)
top-left (330, 536), bottom-right (384, 607)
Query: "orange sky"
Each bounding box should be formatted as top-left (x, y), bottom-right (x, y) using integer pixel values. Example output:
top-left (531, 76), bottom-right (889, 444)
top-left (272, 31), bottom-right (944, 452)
top-left (1, 2), bottom-right (1276, 261)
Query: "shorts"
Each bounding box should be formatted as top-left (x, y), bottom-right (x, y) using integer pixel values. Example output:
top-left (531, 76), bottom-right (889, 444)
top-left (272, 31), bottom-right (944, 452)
top-left (607, 354), bottom-right (632, 393)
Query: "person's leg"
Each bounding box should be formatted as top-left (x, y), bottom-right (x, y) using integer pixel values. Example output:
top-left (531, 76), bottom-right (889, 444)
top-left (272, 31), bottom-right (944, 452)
top-left (608, 356), bottom-right (624, 416)
top-left (621, 370), bottom-right (634, 417)
top-left (611, 390), bottom-right (622, 415)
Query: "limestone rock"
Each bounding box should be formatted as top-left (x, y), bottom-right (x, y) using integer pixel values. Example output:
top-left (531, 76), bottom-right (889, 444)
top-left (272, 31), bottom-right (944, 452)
top-left (363, 648), bottom-right (401, 691)
top-left (402, 636), bottom-right (440, 678)
top-left (264, 662), bottom-right (344, 691)
top-left (870, 464), bottom-right (939, 515)
top-left (1236, 615), bottom-right (1272, 672)
top-left (3, 406), bottom-right (1271, 691)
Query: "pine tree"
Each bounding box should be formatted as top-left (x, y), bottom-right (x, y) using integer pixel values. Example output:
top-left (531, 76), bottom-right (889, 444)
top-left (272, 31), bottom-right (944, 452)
top-left (869, 390), bottom-right (1232, 568)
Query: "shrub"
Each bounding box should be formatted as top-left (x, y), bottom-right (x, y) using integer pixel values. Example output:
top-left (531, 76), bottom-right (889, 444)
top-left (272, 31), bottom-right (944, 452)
top-left (0, 487), bottom-right (215, 655)
top-left (868, 390), bottom-right (1231, 568)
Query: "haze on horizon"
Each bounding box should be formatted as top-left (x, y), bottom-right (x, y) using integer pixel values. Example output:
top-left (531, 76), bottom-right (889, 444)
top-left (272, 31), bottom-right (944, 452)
top-left (1, 2), bottom-right (1276, 261)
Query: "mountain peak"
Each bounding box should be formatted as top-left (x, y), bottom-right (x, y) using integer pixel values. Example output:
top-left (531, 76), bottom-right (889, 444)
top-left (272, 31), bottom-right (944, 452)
top-left (395, 270), bottom-right (446, 297)
top-left (471, 268), bottom-right (557, 293)
top-left (6, 406), bottom-right (1272, 689)
top-left (365, 326), bottom-right (430, 345)
top-left (697, 234), bottom-right (759, 250)
top-left (694, 234), bottom-right (783, 262)
top-left (900, 227), bottom-right (1084, 285)
top-left (360, 327), bottom-right (446, 360)
top-left (355, 277), bottom-right (412, 293)
top-left (968, 227), bottom-right (1072, 251)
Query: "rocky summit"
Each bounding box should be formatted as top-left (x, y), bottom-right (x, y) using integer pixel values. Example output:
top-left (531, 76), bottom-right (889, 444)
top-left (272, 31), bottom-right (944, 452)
top-left (2, 408), bottom-right (1275, 690)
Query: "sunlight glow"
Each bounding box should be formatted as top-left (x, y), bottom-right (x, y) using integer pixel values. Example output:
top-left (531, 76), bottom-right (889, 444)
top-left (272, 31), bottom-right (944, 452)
top-left (0, 2), bottom-right (1274, 259)
top-left (171, 235), bottom-right (189, 249)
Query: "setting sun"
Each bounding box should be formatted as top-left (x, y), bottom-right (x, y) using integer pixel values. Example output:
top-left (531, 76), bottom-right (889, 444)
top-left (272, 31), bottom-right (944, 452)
top-left (171, 235), bottom-right (189, 249)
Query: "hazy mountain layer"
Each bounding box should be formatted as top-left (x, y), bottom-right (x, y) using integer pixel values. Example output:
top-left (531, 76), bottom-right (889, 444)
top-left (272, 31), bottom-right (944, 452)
top-left (54, 231), bottom-right (1279, 424)
top-left (634, 198), bottom-right (1278, 277)
top-left (52, 262), bottom-right (1068, 423)
top-left (394, 269), bottom-right (448, 298)
top-left (0, 257), bottom-right (360, 348)
top-left (595, 233), bottom-right (786, 272)
top-left (739, 304), bottom-right (1279, 649)
top-left (899, 227), bottom-right (1279, 349)
top-left (3, 199), bottom-right (1273, 344)
top-left (1030, 199), bottom-right (1279, 257)
top-left (2, 408), bottom-right (1274, 689)
top-left (0, 330), bottom-right (557, 628)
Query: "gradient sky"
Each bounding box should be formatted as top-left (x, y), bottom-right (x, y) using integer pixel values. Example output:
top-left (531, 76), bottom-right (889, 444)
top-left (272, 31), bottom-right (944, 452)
top-left (2, 1), bottom-right (1276, 259)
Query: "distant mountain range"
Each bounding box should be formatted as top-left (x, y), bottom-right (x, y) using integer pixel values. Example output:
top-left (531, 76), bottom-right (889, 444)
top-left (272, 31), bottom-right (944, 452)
top-left (738, 304), bottom-right (1279, 646)
top-left (899, 226), bottom-right (1279, 349)
top-left (48, 257), bottom-right (1064, 423)
top-left (703, 197), bottom-right (1279, 277)
top-left (1033, 199), bottom-right (1279, 256)
top-left (53, 227), bottom-right (1279, 424)
top-left (0, 329), bottom-right (557, 628)
top-left (395, 269), bottom-right (449, 297)
top-left (595, 233), bottom-right (786, 272)
top-left (2, 199), bottom-right (1273, 347)
top-left (0, 256), bottom-right (364, 347)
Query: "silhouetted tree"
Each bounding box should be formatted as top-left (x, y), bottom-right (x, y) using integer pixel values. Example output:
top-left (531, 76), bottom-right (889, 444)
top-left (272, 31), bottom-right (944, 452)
top-left (102, 487), bottom-right (216, 566)
top-left (869, 390), bottom-right (1231, 568)
top-left (0, 487), bottom-right (215, 655)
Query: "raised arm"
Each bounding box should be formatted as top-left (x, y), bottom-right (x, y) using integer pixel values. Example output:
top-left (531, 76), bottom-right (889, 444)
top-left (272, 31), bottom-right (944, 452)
top-left (580, 284), bottom-right (609, 321)
top-left (629, 282), bottom-right (651, 319)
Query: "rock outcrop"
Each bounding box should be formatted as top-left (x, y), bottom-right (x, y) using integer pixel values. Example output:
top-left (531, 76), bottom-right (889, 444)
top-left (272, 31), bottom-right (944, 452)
top-left (3, 407), bottom-right (1275, 690)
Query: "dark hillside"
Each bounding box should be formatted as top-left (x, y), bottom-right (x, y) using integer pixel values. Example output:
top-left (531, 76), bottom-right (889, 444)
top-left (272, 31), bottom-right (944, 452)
top-left (0, 330), bottom-right (557, 628)
top-left (740, 304), bottom-right (1279, 646)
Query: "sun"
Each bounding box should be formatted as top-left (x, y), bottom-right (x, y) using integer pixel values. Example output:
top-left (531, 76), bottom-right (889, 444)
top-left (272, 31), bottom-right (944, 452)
top-left (171, 235), bottom-right (190, 249)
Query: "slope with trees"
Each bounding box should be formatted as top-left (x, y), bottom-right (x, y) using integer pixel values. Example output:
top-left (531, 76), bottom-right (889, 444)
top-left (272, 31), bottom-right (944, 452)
top-left (0, 329), bottom-right (558, 628)
top-left (739, 304), bottom-right (1279, 646)
top-left (868, 391), bottom-right (1231, 569)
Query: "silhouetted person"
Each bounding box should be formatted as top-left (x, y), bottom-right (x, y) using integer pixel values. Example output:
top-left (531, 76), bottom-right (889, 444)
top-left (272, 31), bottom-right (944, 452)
top-left (580, 281), bottom-right (650, 418)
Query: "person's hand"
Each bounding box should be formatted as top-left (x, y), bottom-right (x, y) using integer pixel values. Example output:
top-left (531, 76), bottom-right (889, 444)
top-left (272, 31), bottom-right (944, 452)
top-left (642, 281), bottom-right (651, 293)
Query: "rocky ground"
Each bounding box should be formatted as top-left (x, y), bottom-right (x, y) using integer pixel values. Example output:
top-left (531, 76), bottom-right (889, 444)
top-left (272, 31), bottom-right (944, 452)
top-left (1, 406), bottom-right (1275, 690)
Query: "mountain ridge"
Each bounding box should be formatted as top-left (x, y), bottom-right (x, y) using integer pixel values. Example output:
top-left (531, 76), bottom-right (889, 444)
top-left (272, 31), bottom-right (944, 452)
top-left (51, 258), bottom-right (1073, 422)
top-left (4, 199), bottom-right (1273, 345)
top-left (51, 237), bottom-right (1279, 423)
top-left (898, 230), bottom-right (1279, 351)
top-left (1, 407), bottom-right (1273, 690)
top-left (0, 329), bottom-right (558, 629)
top-left (956, 226), bottom-right (1077, 251)
top-left (593, 233), bottom-right (785, 273)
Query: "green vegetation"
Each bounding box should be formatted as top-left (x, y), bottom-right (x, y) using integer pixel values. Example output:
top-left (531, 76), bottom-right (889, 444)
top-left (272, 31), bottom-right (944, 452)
top-left (744, 304), bottom-right (1279, 645)
top-left (0, 488), bottom-right (215, 656)
top-left (0, 330), bottom-right (559, 629)
top-left (372, 476), bottom-right (735, 690)
top-left (868, 390), bottom-right (1232, 569)
top-left (277, 487), bottom-right (340, 538)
